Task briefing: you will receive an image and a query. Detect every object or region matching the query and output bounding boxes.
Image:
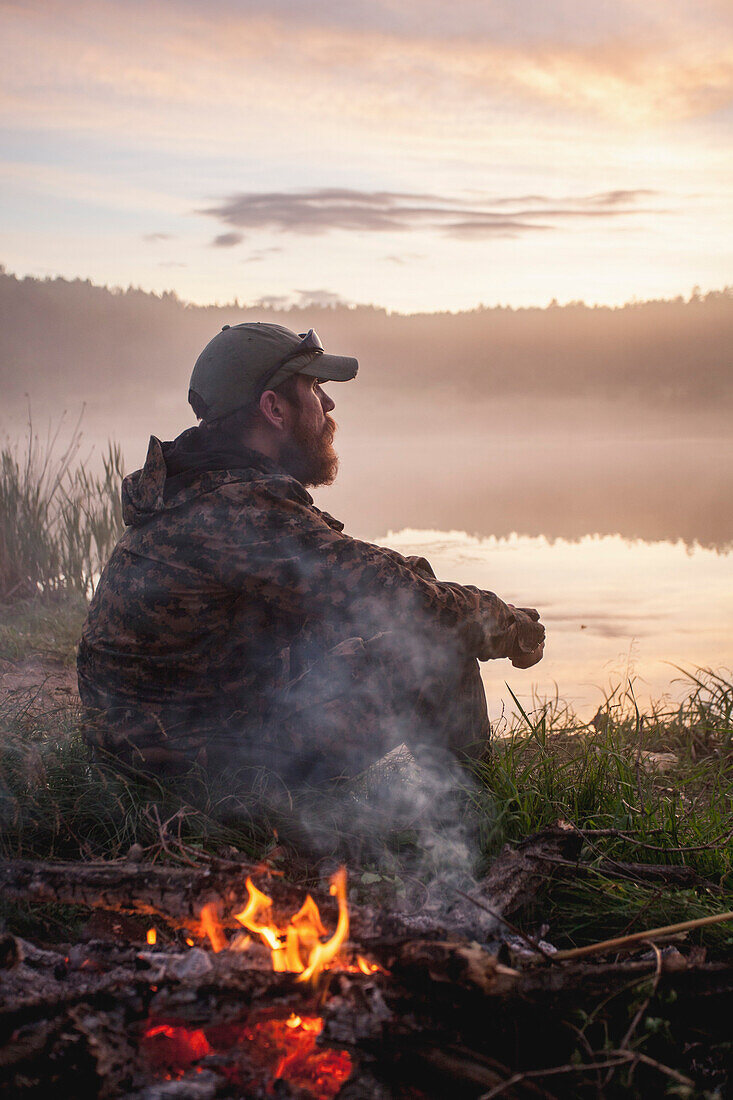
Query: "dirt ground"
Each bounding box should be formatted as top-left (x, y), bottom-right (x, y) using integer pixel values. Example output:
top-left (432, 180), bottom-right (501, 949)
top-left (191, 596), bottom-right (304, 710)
top-left (0, 655), bottom-right (79, 707)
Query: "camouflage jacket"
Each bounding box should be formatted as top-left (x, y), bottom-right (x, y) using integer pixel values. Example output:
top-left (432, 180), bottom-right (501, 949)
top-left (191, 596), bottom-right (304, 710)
top-left (77, 428), bottom-right (541, 767)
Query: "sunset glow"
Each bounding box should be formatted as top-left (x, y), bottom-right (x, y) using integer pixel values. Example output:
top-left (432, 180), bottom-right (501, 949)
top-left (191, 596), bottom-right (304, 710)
top-left (1, 0), bottom-right (731, 311)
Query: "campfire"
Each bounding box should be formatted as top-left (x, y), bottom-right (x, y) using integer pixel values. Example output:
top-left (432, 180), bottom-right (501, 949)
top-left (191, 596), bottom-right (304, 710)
top-left (138, 865), bottom-right (382, 1096)
top-left (2, 826), bottom-right (732, 1098)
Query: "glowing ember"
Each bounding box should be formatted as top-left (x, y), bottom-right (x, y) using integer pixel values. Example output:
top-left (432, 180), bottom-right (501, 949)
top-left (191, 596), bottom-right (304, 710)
top-left (234, 866), bottom-right (350, 982)
top-left (145, 1023), bottom-right (212, 1067)
top-left (185, 937), bottom-right (195, 947)
top-left (200, 902), bottom-right (227, 953)
top-left (143, 1011), bottom-right (352, 1098)
top-left (356, 955), bottom-right (384, 975)
top-left (146, 928), bottom-right (157, 946)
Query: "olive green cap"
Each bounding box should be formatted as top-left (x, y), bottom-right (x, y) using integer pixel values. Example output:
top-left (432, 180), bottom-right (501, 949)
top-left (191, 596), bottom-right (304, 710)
top-left (188, 322), bottom-right (358, 422)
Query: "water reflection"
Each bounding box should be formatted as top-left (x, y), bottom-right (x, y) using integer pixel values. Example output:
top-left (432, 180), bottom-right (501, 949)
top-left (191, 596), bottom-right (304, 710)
top-left (379, 529), bottom-right (733, 717)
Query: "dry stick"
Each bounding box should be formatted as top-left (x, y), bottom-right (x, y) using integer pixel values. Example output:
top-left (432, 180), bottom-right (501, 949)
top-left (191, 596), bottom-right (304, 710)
top-left (452, 888), bottom-right (558, 964)
top-left (476, 1055), bottom-right (645, 1100)
top-left (478, 1047), bottom-right (695, 1100)
top-left (580, 825), bottom-right (733, 855)
top-left (620, 943), bottom-right (663, 1052)
top-left (553, 910), bottom-right (733, 962)
top-left (602, 942), bottom-right (663, 1090)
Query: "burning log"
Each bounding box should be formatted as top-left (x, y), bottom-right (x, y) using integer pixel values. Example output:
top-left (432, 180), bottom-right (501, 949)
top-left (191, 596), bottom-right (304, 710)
top-left (0, 856), bottom-right (273, 935)
top-left (0, 825), bottom-right (585, 942)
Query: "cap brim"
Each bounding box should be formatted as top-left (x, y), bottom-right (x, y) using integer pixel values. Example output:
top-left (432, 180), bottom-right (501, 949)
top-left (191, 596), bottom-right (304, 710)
top-left (299, 353), bottom-right (359, 382)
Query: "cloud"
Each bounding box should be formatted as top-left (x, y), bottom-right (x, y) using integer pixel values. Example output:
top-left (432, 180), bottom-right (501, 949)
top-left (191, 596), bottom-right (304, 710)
top-left (4, 2), bottom-right (730, 137)
top-left (210, 231), bottom-right (244, 248)
top-left (384, 252), bottom-right (426, 264)
top-left (294, 288), bottom-right (350, 308)
top-left (158, 260), bottom-right (187, 267)
top-left (251, 293), bottom-right (291, 309)
top-left (243, 246), bottom-right (283, 264)
top-left (143, 232), bottom-right (173, 242)
top-left (199, 188), bottom-right (661, 241)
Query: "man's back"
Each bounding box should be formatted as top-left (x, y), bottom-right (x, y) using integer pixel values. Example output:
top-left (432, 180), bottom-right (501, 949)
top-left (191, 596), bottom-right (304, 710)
top-left (78, 430), bottom-right (331, 769)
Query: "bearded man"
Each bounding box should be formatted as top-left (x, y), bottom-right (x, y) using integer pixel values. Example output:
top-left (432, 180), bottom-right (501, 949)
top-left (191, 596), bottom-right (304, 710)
top-left (77, 322), bottom-right (544, 784)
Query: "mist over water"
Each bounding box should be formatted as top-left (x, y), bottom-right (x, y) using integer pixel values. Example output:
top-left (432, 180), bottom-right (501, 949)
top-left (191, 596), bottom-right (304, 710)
top-left (2, 270), bottom-right (731, 715)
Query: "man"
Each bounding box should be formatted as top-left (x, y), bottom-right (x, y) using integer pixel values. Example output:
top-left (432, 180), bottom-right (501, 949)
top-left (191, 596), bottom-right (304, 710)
top-left (78, 322), bottom-right (544, 785)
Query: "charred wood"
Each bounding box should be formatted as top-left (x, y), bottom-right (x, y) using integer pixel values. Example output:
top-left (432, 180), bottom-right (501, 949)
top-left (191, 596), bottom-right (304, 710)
top-left (0, 825), bottom-right (586, 946)
top-left (470, 823), bottom-right (583, 920)
top-left (0, 857), bottom-right (341, 935)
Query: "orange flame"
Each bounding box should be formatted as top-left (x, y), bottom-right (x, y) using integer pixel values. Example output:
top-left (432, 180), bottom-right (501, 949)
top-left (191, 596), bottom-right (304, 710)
top-left (233, 866), bottom-right (349, 981)
top-left (297, 867), bottom-right (349, 983)
top-left (356, 955), bottom-right (384, 975)
top-left (200, 903), bottom-right (227, 953)
top-left (147, 928), bottom-right (157, 946)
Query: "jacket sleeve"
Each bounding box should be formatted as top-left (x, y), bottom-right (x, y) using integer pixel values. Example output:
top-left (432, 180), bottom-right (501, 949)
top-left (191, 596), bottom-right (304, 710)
top-left (214, 485), bottom-right (542, 661)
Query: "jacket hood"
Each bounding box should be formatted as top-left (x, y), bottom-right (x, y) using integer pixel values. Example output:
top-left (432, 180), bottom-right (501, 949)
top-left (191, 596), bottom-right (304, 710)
top-left (121, 427), bottom-right (310, 526)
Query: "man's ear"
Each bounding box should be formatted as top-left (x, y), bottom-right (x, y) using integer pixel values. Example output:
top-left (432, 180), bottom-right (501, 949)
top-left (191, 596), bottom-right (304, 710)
top-left (258, 389), bottom-right (290, 432)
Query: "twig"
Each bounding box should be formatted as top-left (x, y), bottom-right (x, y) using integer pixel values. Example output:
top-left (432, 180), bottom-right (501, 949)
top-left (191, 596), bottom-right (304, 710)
top-left (452, 887), bottom-right (558, 964)
top-left (478, 1055), bottom-right (631, 1099)
top-left (632, 1050), bottom-right (695, 1087)
top-left (602, 942), bottom-right (663, 1088)
top-left (621, 941), bottom-right (663, 1051)
top-left (146, 805), bottom-right (200, 869)
top-left (553, 910), bottom-right (733, 962)
top-left (538, 854), bottom-right (708, 888)
top-left (478, 1045), bottom-right (695, 1100)
top-left (576, 825), bottom-right (733, 855)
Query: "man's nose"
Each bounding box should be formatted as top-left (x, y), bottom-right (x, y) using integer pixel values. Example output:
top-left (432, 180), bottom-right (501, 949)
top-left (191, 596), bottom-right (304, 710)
top-left (322, 390), bottom-right (335, 414)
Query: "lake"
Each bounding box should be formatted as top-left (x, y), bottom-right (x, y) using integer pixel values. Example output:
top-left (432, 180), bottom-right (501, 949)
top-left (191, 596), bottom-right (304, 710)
top-left (378, 529), bottom-right (733, 723)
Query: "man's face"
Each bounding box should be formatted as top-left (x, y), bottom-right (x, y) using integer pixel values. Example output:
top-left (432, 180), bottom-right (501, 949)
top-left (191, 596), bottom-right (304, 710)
top-left (280, 374), bottom-right (339, 487)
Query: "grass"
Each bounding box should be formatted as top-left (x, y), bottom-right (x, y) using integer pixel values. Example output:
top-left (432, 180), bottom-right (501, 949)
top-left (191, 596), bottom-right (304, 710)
top-left (469, 676), bottom-right (733, 950)
top-left (0, 592), bottom-right (730, 959)
top-left (0, 589), bottom-right (89, 662)
top-left (0, 416), bottom-right (124, 601)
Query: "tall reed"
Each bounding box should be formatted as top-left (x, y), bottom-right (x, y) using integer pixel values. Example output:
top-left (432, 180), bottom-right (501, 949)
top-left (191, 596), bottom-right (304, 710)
top-left (0, 418), bottom-right (124, 601)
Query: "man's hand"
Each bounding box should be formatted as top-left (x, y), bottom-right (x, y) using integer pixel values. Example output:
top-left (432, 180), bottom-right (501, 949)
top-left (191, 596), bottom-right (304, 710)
top-left (510, 640), bottom-right (545, 669)
top-left (505, 606), bottom-right (545, 669)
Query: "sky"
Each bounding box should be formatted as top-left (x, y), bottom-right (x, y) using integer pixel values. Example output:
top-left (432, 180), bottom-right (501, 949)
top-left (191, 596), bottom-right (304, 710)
top-left (1, 0), bottom-right (732, 313)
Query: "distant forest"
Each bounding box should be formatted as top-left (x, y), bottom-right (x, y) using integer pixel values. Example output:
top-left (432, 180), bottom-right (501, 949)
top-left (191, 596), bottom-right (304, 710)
top-left (2, 267), bottom-right (731, 546)
top-left (1, 267), bottom-right (732, 415)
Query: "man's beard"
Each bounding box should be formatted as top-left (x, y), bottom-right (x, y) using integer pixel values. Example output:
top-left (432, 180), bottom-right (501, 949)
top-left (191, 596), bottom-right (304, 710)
top-left (281, 412), bottom-right (339, 488)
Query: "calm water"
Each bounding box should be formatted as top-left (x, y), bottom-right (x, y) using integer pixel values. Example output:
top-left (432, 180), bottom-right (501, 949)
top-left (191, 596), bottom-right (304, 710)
top-left (378, 529), bottom-right (733, 721)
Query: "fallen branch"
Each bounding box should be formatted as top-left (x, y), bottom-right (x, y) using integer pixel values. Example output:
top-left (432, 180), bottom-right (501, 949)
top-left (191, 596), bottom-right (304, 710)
top-left (478, 1048), bottom-right (695, 1100)
top-left (452, 887), bottom-right (558, 963)
top-left (553, 910), bottom-right (733, 962)
top-left (541, 855), bottom-right (710, 888)
top-left (579, 825), bottom-right (733, 855)
top-left (0, 856), bottom-right (325, 935)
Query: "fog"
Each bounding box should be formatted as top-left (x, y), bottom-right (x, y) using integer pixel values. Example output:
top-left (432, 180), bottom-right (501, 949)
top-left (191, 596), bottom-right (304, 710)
top-left (1, 268), bottom-right (731, 549)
